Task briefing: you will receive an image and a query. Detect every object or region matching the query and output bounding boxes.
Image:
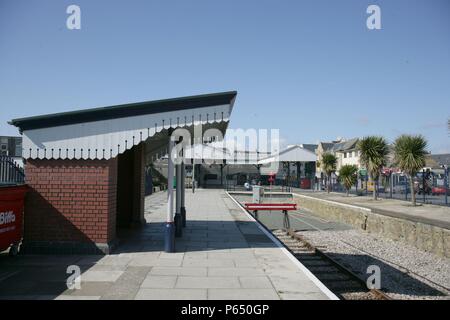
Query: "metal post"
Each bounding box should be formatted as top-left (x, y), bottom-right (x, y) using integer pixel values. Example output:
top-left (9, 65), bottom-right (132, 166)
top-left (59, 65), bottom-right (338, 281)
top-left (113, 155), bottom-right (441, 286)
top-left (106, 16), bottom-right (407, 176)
top-left (365, 174), bottom-right (368, 195)
top-left (181, 162), bottom-right (186, 227)
top-left (444, 166), bottom-right (448, 206)
top-left (175, 163), bottom-right (182, 237)
top-left (192, 163), bottom-right (195, 193)
top-left (165, 136), bottom-right (175, 252)
top-left (422, 169), bottom-right (425, 203)
top-left (390, 173), bottom-right (393, 199)
top-left (405, 176), bottom-right (408, 201)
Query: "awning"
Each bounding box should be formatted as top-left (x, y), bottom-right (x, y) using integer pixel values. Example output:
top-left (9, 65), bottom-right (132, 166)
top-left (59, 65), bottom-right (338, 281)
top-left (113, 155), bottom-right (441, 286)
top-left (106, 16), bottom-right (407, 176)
top-left (9, 91), bottom-right (237, 160)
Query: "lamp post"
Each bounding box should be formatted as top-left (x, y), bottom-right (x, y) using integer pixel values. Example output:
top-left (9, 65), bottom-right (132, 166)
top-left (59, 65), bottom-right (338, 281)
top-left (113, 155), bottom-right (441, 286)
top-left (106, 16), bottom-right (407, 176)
top-left (165, 132), bottom-right (175, 252)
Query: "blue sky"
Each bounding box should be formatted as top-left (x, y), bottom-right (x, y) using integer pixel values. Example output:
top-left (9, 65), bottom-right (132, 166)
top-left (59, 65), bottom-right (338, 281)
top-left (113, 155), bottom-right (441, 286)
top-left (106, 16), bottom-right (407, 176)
top-left (1, 0), bottom-right (449, 153)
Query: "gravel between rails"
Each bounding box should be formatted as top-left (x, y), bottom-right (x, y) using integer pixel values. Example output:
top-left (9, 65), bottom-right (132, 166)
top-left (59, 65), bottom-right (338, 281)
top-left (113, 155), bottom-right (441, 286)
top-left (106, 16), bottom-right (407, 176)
top-left (297, 228), bottom-right (450, 300)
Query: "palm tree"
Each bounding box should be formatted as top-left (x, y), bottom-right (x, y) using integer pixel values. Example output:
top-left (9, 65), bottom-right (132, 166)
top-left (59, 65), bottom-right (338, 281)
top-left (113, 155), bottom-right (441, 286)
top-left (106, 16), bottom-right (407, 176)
top-left (357, 136), bottom-right (389, 200)
top-left (321, 153), bottom-right (337, 193)
top-left (339, 164), bottom-right (358, 196)
top-left (393, 134), bottom-right (428, 206)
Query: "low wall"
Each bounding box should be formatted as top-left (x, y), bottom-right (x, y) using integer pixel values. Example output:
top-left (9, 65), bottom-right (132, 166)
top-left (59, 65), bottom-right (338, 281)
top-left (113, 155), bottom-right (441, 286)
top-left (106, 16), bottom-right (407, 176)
top-left (293, 194), bottom-right (450, 258)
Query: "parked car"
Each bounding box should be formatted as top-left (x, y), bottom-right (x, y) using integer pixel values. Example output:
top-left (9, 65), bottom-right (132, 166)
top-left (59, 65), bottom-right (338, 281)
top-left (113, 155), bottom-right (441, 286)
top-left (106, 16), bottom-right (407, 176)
top-left (432, 186), bottom-right (450, 196)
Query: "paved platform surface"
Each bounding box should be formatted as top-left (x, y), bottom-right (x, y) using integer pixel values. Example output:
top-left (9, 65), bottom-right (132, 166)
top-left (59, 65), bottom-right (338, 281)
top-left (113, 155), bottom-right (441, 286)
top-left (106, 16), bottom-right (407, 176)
top-left (294, 191), bottom-right (450, 230)
top-left (0, 189), bottom-right (334, 300)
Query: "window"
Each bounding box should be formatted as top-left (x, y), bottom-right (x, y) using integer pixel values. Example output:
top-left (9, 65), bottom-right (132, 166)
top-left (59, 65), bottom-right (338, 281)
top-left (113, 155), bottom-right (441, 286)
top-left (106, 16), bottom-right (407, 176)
top-left (15, 145), bottom-right (22, 157)
top-left (344, 152), bottom-right (347, 158)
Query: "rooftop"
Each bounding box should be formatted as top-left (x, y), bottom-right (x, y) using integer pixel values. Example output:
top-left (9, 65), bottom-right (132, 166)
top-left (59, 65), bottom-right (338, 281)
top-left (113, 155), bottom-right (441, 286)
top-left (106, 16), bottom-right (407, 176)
top-left (9, 91), bottom-right (237, 132)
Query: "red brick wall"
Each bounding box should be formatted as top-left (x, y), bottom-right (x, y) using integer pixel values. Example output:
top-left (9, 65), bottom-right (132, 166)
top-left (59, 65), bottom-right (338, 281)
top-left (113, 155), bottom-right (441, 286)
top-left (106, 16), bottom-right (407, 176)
top-left (24, 158), bottom-right (118, 246)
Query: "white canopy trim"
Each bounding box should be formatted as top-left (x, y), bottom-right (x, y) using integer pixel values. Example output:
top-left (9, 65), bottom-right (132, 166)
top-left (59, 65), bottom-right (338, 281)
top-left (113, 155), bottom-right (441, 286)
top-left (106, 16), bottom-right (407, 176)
top-left (21, 104), bottom-right (231, 160)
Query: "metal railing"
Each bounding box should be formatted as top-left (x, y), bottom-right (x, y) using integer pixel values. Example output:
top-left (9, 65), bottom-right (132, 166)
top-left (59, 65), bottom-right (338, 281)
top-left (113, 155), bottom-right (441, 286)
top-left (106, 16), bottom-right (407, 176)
top-left (316, 174), bottom-right (450, 207)
top-left (0, 156), bottom-right (25, 185)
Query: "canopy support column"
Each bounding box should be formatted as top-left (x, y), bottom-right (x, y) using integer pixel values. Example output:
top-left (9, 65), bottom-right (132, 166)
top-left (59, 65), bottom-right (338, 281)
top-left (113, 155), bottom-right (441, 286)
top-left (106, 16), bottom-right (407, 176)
top-left (181, 163), bottom-right (186, 227)
top-left (165, 133), bottom-right (175, 252)
top-left (175, 162), bottom-right (182, 237)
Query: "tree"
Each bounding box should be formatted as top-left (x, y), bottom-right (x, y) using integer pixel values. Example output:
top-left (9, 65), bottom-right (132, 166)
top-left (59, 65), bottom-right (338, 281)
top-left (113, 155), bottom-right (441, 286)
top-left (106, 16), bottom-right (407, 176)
top-left (321, 153), bottom-right (337, 193)
top-left (339, 164), bottom-right (358, 196)
top-left (393, 134), bottom-right (428, 206)
top-left (357, 136), bottom-right (389, 200)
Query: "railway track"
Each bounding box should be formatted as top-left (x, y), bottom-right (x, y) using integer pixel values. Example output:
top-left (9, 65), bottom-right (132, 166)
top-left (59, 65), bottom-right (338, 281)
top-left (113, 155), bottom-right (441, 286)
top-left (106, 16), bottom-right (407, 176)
top-left (272, 229), bottom-right (392, 300)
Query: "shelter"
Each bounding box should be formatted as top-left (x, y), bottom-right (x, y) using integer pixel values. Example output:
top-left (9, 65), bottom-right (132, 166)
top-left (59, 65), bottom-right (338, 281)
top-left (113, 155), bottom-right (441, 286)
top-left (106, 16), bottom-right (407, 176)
top-left (9, 91), bottom-right (237, 253)
top-left (258, 145), bottom-right (317, 188)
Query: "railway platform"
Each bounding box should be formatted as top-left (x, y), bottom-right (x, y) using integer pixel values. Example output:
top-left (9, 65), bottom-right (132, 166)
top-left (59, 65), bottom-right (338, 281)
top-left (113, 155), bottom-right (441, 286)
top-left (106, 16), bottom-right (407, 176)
top-left (0, 189), bottom-right (337, 300)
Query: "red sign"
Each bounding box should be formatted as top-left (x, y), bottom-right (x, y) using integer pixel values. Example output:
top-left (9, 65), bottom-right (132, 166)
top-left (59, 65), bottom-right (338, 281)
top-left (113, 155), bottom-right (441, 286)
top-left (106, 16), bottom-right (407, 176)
top-left (0, 185), bottom-right (28, 252)
top-left (268, 173), bottom-right (275, 183)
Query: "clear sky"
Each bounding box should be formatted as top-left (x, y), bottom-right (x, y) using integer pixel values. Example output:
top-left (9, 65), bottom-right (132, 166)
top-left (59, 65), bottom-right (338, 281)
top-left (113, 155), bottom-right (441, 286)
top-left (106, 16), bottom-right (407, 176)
top-left (1, 0), bottom-right (449, 153)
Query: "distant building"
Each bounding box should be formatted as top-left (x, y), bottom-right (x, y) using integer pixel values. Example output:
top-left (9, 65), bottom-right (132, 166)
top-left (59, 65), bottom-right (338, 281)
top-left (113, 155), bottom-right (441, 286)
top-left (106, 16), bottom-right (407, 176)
top-left (258, 144), bottom-right (317, 187)
top-left (299, 144), bottom-right (318, 154)
top-left (426, 154), bottom-right (450, 169)
top-left (331, 138), bottom-right (360, 173)
top-left (0, 136), bottom-right (22, 167)
top-left (315, 139), bottom-right (343, 179)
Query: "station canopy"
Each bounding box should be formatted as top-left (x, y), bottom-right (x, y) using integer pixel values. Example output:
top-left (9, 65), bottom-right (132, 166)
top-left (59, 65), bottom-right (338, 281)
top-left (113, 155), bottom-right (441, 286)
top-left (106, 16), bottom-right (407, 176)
top-left (183, 144), bottom-right (232, 164)
top-left (257, 144), bottom-right (317, 165)
top-left (9, 91), bottom-right (237, 160)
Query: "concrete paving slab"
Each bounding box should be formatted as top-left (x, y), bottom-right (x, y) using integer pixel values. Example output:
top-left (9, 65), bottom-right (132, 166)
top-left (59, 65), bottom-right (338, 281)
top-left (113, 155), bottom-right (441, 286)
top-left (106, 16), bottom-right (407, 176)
top-left (176, 276), bottom-right (241, 289)
top-left (239, 276), bottom-right (274, 289)
top-left (182, 258), bottom-right (235, 268)
top-left (207, 267), bottom-right (265, 277)
top-left (129, 257), bottom-right (183, 267)
top-left (208, 289), bottom-right (279, 300)
top-left (150, 267), bottom-right (207, 276)
top-left (141, 275), bottom-right (177, 288)
top-left (80, 270), bottom-right (123, 282)
top-left (63, 281), bottom-right (114, 296)
top-left (101, 266), bottom-right (150, 300)
top-left (135, 288), bottom-right (207, 300)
